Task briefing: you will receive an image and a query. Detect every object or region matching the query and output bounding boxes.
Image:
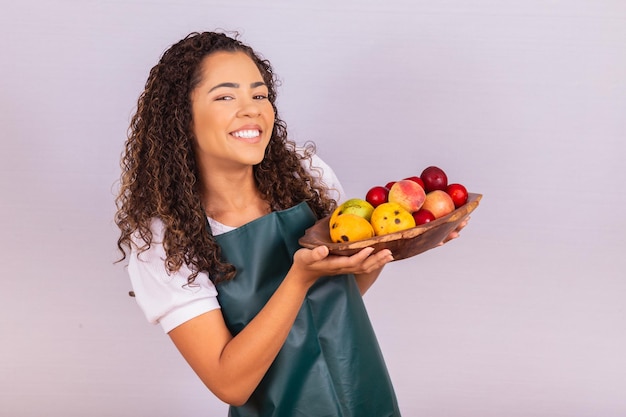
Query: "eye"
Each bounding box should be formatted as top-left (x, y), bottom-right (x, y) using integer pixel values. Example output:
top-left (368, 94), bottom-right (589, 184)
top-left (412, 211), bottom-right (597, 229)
top-left (215, 95), bottom-right (234, 101)
top-left (253, 94), bottom-right (268, 100)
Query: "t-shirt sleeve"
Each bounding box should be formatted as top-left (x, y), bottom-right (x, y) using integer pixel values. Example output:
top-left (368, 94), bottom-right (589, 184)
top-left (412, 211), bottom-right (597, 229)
top-left (127, 218), bottom-right (220, 334)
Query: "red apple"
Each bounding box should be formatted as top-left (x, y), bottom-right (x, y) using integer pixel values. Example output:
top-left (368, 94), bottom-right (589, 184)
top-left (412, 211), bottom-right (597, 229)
top-left (365, 186), bottom-right (389, 208)
top-left (388, 179), bottom-right (426, 213)
top-left (384, 181), bottom-right (396, 190)
top-left (421, 190), bottom-right (455, 219)
top-left (404, 176), bottom-right (425, 190)
top-left (412, 209), bottom-right (436, 225)
top-left (446, 183), bottom-right (468, 208)
top-left (420, 166), bottom-right (448, 192)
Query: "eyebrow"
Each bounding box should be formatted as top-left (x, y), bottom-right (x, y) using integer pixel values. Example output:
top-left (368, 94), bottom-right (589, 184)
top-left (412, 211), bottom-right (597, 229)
top-left (208, 81), bottom-right (266, 93)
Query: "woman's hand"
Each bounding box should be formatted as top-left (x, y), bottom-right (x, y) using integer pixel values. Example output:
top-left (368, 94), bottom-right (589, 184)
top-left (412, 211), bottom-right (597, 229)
top-left (439, 215), bottom-right (471, 245)
top-left (291, 245), bottom-right (393, 288)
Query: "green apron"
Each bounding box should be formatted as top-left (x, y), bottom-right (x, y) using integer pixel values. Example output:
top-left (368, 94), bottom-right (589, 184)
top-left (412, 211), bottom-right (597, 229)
top-left (212, 202), bottom-right (401, 417)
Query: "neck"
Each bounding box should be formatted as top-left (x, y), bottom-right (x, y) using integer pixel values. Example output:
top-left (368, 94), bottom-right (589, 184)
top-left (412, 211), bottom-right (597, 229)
top-left (200, 168), bottom-right (270, 226)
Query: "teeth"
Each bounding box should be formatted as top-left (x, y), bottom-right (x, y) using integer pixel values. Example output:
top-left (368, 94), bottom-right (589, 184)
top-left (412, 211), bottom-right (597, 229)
top-left (232, 129), bottom-right (260, 139)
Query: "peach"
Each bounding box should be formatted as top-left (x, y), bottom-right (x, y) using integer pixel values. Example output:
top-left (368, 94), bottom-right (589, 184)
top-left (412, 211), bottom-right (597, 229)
top-left (421, 190), bottom-right (455, 219)
top-left (388, 179), bottom-right (426, 213)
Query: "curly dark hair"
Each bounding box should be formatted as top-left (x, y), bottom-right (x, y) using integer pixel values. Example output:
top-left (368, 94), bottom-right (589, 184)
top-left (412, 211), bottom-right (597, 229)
top-left (115, 31), bottom-right (337, 284)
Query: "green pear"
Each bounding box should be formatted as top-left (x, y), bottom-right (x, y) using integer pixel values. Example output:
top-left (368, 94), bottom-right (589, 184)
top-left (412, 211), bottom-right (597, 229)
top-left (332, 198), bottom-right (375, 222)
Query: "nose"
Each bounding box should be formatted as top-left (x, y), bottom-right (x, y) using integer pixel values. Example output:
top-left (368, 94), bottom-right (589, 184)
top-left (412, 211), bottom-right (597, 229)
top-left (237, 97), bottom-right (262, 118)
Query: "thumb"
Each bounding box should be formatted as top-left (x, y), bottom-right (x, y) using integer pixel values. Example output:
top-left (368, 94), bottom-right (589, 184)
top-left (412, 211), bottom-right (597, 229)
top-left (310, 245), bottom-right (330, 262)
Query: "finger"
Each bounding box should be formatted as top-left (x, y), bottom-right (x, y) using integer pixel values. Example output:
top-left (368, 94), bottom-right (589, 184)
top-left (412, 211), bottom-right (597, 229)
top-left (348, 246), bottom-right (376, 262)
top-left (439, 231), bottom-right (459, 246)
top-left (345, 248), bottom-right (391, 273)
top-left (327, 247), bottom-right (375, 271)
top-left (310, 245), bottom-right (330, 261)
top-left (457, 216), bottom-right (470, 230)
top-left (350, 246), bottom-right (374, 261)
top-left (373, 248), bottom-right (393, 263)
top-left (441, 215), bottom-right (471, 245)
top-left (297, 245), bottom-right (330, 265)
top-left (365, 249), bottom-right (394, 269)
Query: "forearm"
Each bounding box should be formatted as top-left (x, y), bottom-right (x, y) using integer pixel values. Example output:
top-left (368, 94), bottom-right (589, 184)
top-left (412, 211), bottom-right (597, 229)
top-left (226, 262), bottom-right (385, 398)
top-left (217, 273), bottom-right (310, 400)
top-left (225, 247), bottom-right (392, 389)
top-left (170, 246), bottom-right (391, 406)
top-left (171, 268), bottom-right (312, 406)
top-left (354, 266), bottom-right (384, 295)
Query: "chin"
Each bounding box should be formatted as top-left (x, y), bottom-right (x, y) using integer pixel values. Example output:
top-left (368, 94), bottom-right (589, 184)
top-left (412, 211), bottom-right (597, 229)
top-left (242, 149), bottom-right (268, 166)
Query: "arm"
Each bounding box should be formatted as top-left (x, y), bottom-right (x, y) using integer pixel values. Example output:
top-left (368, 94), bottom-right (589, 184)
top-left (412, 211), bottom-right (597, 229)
top-left (168, 246), bottom-right (393, 406)
top-left (354, 267), bottom-right (385, 295)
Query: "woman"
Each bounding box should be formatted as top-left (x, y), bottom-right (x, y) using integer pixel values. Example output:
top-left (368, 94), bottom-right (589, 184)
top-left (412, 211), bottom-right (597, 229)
top-left (116, 31), bottom-right (462, 417)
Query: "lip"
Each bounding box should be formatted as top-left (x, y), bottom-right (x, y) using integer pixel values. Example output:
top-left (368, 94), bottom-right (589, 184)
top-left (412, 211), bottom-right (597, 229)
top-left (230, 124), bottom-right (264, 143)
top-left (230, 124), bottom-right (262, 134)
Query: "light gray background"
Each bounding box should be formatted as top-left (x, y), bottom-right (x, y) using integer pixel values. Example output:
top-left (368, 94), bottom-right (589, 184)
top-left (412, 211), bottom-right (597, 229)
top-left (1, 1), bottom-right (625, 416)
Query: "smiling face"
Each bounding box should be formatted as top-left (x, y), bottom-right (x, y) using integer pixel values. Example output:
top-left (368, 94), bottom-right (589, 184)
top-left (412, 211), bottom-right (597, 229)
top-left (190, 51), bottom-right (276, 172)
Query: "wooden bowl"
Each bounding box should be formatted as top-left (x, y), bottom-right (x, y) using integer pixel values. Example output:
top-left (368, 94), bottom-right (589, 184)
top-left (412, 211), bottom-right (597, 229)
top-left (299, 193), bottom-right (482, 261)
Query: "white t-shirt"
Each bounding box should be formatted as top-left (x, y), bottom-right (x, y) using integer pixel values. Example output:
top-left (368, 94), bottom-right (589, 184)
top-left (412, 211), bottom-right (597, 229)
top-left (128, 153), bottom-right (345, 333)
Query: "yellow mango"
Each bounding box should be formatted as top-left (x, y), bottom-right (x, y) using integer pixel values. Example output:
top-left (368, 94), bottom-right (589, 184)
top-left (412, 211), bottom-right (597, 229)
top-left (329, 213), bottom-right (375, 243)
top-left (370, 202), bottom-right (416, 236)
